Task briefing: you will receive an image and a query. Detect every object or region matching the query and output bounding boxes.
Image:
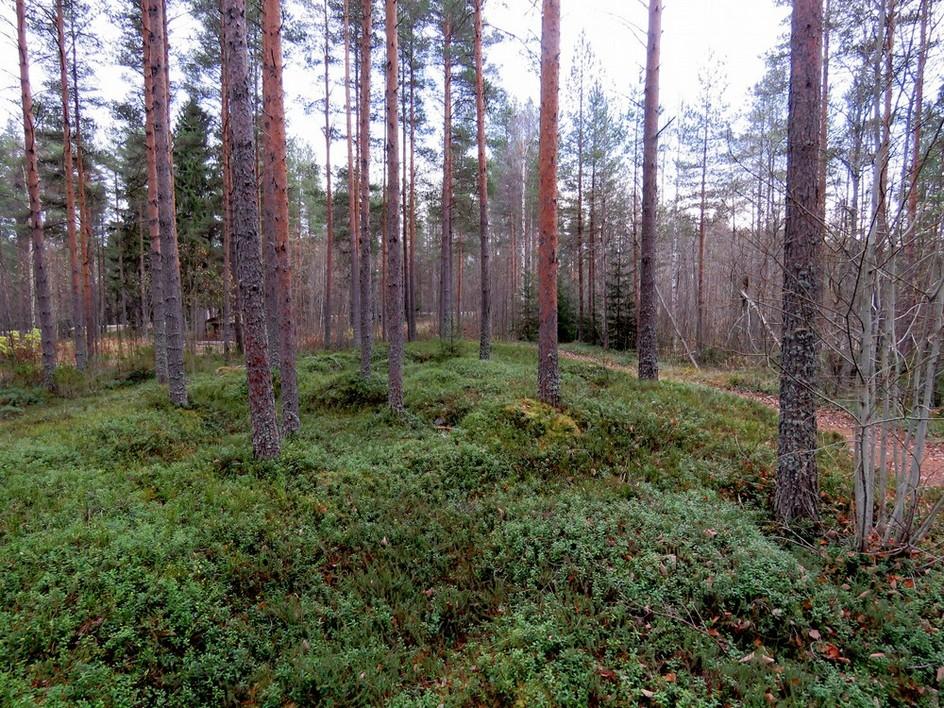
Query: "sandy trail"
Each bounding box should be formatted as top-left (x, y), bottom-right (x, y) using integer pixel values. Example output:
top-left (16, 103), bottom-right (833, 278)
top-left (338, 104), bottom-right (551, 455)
top-left (560, 350), bottom-right (944, 485)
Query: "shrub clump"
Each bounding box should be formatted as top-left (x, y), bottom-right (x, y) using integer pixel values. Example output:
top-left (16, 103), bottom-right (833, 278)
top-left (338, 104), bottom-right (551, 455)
top-left (306, 371), bottom-right (388, 411)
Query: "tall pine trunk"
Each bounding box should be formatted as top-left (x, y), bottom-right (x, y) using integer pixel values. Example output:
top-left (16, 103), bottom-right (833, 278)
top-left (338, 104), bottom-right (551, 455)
top-left (16, 0), bottom-right (56, 390)
top-left (145, 0), bottom-right (188, 406)
top-left (70, 27), bottom-right (95, 360)
top-left (323, 0), bottom-right (335, 348)
top-left (220, 0), bottom-right (234, 361)
top-left (474, 0), bottom-right (491, 360)
top-left (222, 0), bottom-right (281, 459)
top-left (261, 0), bottom-right (300, 432)
top-left (141, 0), bottom-right (167, 382)
top-left (343, 0), bottom-right (360, 345)
top-left (358, 0), bottom-right (373, 376)
top-left (55, 0), bottom-right (86, 371)
top-left (407, 49), bottom-right (418, 341)
top-left (775, 0), bottom-right (824, 524)
top-left (439, 20), bottom-right (453, 340)
top-left (537, 0), bottom-right (560, 406)
top-left (384, 0), bottom-right (404, 411)
top-left (637, 0), bottom-right (662, 382)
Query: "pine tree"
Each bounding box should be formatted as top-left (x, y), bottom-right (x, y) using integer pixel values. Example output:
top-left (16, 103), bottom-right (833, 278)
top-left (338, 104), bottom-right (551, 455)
top-left (222, 0), bottom-right (281, 459)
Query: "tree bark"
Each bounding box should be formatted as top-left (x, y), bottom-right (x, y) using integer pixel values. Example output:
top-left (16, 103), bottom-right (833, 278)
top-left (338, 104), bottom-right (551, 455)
top-left (474, 0), bottom-right (491, 360)
top-left (439, 19), bottom-right (453, 339)
top-left (343, 0), bottom-right (361, 346)
top-left (637, 0), bottom-right (661, 381)
top-left (16, 0), bottom-right (56, 389)
top-left (775, 0), bottom-right (823, 524)
top-left (70, 23), bottom-right (95, 360)
top-left (222, 0), bottom-right (281, 459)
top-left (55, 0), bottom-right (86, 371)
top-left (384, 0), bottom-right (404, 411)
top-left (537, 0), bottom-right (560, 406)
top-left (323, 0), bottom-right (335, 348)
top-left (145, 0), bottom-right (188, 406)
top-left (220, 0), bottom-right (233, 362)
top-left (407, 49), bottom-right (418, 341)
top-left (358, 0), bottom-right (373, 376)
top-left (261, 0), bottom-right (299, 432)
top-left (141, 0), bottom-right (167, 382)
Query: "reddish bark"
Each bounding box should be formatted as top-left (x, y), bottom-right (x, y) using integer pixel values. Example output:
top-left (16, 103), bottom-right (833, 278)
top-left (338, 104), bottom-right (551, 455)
top-left (70, 26), bottom-right (95, 359)
top-left (55, 0), bottom-right (86, 371)
top-left (145, 0), bottom-right (188, 406)
top-left (16, 0), bottom-right (56, 389)
top-left (407, 49), bottom-right (418, 341)
top-left (384, 0), bottom-right (404, 411)
top-left (775, 0), bottom-right (824, 524)
top-left (474, 0), bottom-right (491, 360)
top-left (439, 19), bottom-right (454, 339)
top-left (261, 0), bottom-right (300, 433)
top-left (323, 0), bottom-right (335, 348)
top-left (140, 0), bottom-right (167, 382)
top-left (358, 0), bottom-right (373, 376)
top-left (637, 0), bottom-right (661, 382)
top-left (222, 0), bottom-right (281, 459)
top-left (537, 0), bottom-right (560, 406)
top-left (343, 0), bottom-right (360, 344)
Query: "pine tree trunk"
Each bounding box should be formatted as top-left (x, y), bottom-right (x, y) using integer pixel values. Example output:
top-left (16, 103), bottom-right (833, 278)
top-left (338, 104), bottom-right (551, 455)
top-left (323, 0), bottom-right (335, 348)
top-left (775, 0), bottom-right (823, 524)
top-left (145, 0), bottom-right (188, 406)
top-left (407, 48), bottom-right (418, 341)
top-left (261, 0), bottom-right (299, 432)
top-left (343, 0), bottom-right (360, 345)
top-left (537, 0), bottom-right (560, 407)
top-left (439, 20), bottom-right (453, 340)
top-left (222, 0), bottom-right (281, 460)
top-left (637, 0), bottom-right (661, 382)
top-left (384, 0), bottom-right (404, 411)
top-left (358, 0), bottom-right (373, 376)
top-left (55, 0), bottom-right (86, 371)
top-left (400, 44), bottom-right (410, 342)
top-left (474, 0), bottom-right (491, 360)
top-left (141, 0), bottom-right (168, 382)
top-left (220, 0), bottom-right (233, 362)
top-left (70, 29), bottom-right (95, 360)
top-left (16, 0), bottom-right (56, 389)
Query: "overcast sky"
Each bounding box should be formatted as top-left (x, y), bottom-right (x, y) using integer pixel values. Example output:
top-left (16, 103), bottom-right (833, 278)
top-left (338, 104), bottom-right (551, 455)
top-left (0, 0), bottom-right (789, 173)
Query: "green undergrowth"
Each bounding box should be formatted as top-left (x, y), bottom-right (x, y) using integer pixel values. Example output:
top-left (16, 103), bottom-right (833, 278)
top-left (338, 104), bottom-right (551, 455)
top-left (1, 341), bottom-right (942, 706)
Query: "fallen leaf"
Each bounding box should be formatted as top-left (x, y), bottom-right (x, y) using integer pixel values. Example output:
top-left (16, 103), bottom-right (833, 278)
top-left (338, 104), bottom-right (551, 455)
top-left (808, 629), bottom-right (821, 640)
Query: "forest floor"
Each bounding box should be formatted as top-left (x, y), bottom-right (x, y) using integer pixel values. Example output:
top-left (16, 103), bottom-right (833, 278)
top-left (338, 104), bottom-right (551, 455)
top-left (560, 346), bottom-right (944, 486)
top-left (2, 341), bottom-right (944, 705)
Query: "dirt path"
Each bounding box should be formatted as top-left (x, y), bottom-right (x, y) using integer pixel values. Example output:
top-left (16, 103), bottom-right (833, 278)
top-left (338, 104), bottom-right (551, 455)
top-left (561, 350), bottom-right (944, 485)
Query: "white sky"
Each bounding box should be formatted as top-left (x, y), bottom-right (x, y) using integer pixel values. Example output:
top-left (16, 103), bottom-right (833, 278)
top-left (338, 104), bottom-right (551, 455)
top-left (0, 0), bottom-right (789, 179)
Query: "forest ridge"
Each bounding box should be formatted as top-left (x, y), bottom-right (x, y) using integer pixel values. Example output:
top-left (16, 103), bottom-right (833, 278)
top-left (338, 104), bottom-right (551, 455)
top-left (3, 0), bottom-right (944, 703)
